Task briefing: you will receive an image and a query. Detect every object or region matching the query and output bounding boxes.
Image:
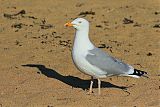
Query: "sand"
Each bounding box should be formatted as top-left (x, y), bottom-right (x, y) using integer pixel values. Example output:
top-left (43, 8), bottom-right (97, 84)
top-left (0, 0), bottom-right (160, 107)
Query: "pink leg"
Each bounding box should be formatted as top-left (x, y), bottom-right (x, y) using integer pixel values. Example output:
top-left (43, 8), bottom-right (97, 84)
top-left (98, 78), bottom-right (101, 95)
top-left (88, 77), bottom-right (93, 94)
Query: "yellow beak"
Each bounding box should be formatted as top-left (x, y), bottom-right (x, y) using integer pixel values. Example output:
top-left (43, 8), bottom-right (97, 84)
top-left (64, 22), bottom-right (73, 27)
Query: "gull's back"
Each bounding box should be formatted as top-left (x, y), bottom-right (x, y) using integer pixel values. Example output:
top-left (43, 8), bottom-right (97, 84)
top-left (86, 47), bottom-right (132, 76)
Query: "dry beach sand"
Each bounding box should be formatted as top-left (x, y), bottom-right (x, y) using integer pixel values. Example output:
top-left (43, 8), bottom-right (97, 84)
top-left (0, 0), bottom-right (160, 107)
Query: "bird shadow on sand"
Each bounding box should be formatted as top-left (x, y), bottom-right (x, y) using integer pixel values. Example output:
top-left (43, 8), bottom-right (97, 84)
top-left (22, 64), bottom-right (130, 91)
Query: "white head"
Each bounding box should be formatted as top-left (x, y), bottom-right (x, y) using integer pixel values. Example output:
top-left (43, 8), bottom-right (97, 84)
top-left (65, 18), bottom-right (89, 31)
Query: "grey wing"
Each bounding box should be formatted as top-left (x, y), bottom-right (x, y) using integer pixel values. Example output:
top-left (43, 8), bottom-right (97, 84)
top-left (86, 48), bottom-right (131, 75)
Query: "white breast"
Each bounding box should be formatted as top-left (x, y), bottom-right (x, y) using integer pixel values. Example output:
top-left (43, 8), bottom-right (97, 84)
top-left (72, 49), bottom-right (94, 75)
top-left (71, 26), bottom-right (107, 78)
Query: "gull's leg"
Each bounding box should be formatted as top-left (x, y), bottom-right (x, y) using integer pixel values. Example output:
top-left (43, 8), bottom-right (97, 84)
top-left (98, 78), bottom-right (101, 95)
top-left (88, 76), bottom-right (93, 94)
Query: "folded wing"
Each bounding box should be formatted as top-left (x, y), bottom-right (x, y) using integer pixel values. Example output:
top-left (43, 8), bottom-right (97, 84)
top-left (86, 48), bottom-right (132, 76)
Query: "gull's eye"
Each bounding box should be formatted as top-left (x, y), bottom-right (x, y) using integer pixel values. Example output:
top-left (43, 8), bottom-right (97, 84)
top-left (78, 21), bottom-right (82, 23)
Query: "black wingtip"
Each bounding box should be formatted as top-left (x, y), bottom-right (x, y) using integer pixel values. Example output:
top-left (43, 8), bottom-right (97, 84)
top-left (134, 69), bottom-right (147, 75)
top-left (130, 69), bottom-right (148, 78)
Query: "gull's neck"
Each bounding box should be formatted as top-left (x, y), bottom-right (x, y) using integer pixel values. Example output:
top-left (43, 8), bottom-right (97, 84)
top-left (73, 28), bottom-right (94, 53)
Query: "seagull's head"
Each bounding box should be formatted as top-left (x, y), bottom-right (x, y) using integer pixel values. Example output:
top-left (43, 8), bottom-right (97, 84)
top-left (64, 18), bottom-right (89, 30)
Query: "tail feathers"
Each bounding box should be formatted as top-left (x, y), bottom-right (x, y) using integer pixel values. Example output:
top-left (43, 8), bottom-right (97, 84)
top-left (129, 69), bottom-right (148, 78)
